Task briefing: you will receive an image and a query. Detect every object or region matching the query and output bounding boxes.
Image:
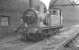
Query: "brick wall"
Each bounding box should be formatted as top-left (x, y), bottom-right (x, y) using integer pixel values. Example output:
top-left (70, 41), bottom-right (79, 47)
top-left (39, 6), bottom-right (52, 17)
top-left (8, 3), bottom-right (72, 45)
top-left (0, 0), bottom-right (39, 33)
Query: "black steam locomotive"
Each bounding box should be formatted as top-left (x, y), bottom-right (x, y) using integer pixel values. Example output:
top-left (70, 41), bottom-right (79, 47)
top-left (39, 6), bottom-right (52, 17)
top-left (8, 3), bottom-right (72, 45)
top-left (17, 8), bottom-right (63, 42)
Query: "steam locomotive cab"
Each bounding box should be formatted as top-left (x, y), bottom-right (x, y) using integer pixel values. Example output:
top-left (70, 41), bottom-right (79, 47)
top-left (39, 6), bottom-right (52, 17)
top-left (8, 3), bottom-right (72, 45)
top-left (21, 8), bottom-right (63, 42)
top-left (46, 8), bottom-right (63, 28)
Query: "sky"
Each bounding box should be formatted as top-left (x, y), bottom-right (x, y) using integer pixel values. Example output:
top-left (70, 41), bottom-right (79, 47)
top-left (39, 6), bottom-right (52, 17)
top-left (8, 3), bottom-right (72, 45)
top-left (40, 0), bottom-right (51, 9)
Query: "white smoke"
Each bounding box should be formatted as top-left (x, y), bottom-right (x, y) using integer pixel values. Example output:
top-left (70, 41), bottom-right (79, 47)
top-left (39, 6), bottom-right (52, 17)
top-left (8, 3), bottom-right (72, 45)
top-left (40, 0), bottom-right (51, 9)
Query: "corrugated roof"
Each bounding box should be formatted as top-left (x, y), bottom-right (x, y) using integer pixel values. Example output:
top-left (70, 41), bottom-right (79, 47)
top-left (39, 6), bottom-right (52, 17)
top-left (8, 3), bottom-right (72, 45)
top-left (51, 0), bottom-right (79, 4)
top-left (55, 0), bottom-right (72, 5)
top-left (49, 0), bottom-right (79, 7)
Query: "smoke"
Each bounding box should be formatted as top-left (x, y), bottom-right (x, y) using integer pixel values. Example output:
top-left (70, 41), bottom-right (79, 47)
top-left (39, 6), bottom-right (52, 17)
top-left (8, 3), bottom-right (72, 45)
top-left (40, 0), bottom-right (51, 9)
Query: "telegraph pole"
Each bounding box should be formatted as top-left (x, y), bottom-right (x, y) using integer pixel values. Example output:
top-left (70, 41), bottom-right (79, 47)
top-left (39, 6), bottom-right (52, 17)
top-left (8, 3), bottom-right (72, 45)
top-left (29, 0), bottom-right (32, 8)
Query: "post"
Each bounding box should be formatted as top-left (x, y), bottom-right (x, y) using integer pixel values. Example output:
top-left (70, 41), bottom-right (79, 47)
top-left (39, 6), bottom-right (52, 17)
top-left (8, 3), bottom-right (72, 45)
top-left (29, 0), bottom-right (32, 8)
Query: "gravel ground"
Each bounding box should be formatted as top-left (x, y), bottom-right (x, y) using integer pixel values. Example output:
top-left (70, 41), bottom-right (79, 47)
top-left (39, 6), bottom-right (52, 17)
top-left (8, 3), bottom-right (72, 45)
top-left (0, 34), bottom-right (36, 50)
